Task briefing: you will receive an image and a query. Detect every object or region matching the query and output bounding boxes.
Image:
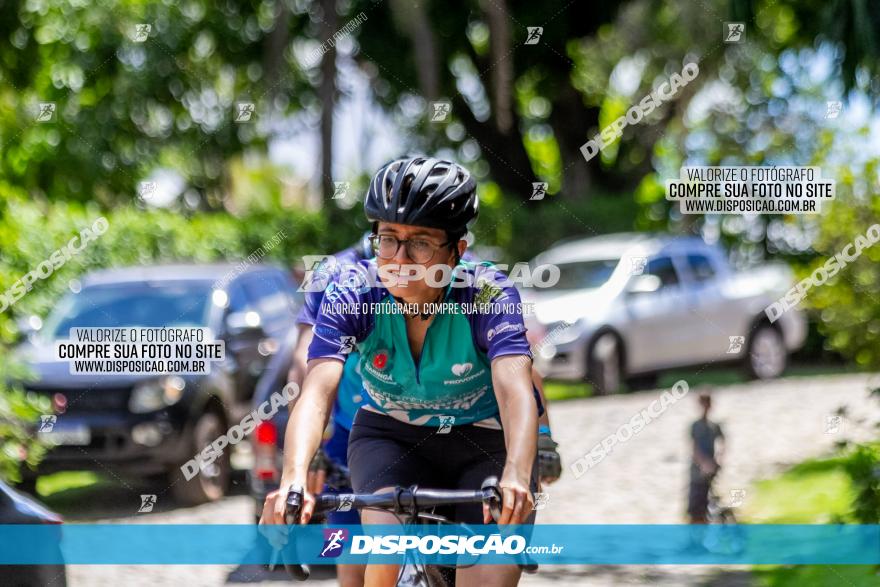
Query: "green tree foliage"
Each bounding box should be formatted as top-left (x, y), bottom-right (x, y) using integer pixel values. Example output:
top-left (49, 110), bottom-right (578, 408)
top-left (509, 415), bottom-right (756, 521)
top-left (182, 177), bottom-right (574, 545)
top-left (0, 0), bottom-right (315, 207)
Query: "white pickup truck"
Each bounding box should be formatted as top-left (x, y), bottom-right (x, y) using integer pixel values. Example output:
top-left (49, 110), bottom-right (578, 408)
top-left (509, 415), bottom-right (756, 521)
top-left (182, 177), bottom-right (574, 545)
top-left (524, 233), bottom-right (807, 394)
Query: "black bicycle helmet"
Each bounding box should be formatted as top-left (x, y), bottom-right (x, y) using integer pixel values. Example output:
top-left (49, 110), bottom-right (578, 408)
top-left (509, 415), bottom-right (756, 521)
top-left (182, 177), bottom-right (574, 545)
top-left (364, 156), bottom-right (478, 238)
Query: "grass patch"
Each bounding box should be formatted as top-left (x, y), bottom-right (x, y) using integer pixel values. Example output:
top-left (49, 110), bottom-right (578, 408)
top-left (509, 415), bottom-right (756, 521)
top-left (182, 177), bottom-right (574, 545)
top-left (744, 453), bottom-right (878, 585)
top-left (37, 471), bottom-right (104, 498)
top-left (543, 380), bottom-right (592, 401)
top-left (752, 565), bottom-right (879, 587)
top-left (741, 462), bottom-right (855, 523)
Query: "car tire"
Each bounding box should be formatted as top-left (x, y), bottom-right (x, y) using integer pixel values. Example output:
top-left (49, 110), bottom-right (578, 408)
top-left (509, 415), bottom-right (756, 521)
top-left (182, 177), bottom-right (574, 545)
top-left (588, 333), bottom-right (623, 395)
top-left (744, 324), bottom-right (787, 380)
top-left (170, 411), bottom-right (231, 506)
top-left (625, 373), bottom-right (659, 391)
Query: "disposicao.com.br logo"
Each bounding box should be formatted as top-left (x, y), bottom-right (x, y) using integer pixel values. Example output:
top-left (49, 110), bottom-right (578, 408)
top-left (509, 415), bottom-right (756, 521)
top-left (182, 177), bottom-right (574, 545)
top-left (328, 532), bottom-right (563, 556)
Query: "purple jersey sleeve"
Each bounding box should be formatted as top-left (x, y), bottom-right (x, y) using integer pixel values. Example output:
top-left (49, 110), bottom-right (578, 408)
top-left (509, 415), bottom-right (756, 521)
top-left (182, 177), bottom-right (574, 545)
top-left (461, 263), bottom-right (532, 361)
top-left (295, 290), bottom-right (322, 326)
top-left (307, 260), bottom-right (380, 362)
top-left (296, 246), bottom-right (363, 326)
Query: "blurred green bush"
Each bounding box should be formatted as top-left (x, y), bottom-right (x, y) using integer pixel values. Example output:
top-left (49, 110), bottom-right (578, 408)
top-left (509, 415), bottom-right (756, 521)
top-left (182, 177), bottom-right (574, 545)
top-left (0, 357), bottom-right (50, 484)
top-left (802, 160), bottom-right (880, 370)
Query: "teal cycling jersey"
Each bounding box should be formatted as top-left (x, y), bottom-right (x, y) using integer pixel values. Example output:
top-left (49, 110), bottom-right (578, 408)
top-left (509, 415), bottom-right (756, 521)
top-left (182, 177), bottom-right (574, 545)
top-left (298, 249), bottom-right (487, 430)
top-left (308, 259), bottom-right (533, 427)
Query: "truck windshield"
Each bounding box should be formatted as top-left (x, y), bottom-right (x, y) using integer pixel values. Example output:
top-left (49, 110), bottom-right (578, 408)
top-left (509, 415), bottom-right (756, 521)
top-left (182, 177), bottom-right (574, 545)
top-left (549, 259), bottom-right (619, 290)
top-left (41, 282), bottom-right (213, 341)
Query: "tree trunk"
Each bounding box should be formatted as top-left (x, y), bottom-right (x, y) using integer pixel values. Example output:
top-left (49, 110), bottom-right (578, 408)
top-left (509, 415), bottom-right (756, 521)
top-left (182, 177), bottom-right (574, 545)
top-left (389, 0), bottom-right (439, 99)
top-left (264, 0), bottom-right (290, 101)
top-left (481, 0), bottom-right (513, 133)
top-left (548, 85), bottom-right (597, 199)
top-left (318, 0), bottom-right (338, 203)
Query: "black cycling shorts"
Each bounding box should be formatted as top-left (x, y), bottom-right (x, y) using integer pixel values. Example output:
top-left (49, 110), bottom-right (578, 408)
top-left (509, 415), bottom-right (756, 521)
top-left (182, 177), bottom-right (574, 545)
top-left (347, 409), bottom-right (538, 525)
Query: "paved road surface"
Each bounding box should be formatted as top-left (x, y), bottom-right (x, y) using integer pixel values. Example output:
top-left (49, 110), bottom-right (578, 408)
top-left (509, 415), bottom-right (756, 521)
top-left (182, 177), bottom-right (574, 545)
top-left (66, 372), bottom-right (880, 586)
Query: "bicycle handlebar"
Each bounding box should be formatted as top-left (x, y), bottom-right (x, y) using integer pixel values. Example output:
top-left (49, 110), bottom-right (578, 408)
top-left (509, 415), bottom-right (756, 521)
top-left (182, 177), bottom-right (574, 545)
top-left (281, 476), bottom-right (502, 581)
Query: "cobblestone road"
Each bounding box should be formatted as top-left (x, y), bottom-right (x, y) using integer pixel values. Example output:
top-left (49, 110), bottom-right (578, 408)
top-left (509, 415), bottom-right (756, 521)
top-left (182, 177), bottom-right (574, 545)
top-left (67, 373), bottom-right (880, 586)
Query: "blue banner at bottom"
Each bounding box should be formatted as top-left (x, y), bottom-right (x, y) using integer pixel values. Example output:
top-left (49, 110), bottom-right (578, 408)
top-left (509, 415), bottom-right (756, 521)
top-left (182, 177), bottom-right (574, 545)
top-left (1, 524), bottom-right (878, 565)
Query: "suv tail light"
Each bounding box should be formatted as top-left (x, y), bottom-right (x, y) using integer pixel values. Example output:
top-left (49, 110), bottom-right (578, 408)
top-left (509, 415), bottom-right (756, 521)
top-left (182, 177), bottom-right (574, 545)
top-left (254, 421), bottom-right (279, 481)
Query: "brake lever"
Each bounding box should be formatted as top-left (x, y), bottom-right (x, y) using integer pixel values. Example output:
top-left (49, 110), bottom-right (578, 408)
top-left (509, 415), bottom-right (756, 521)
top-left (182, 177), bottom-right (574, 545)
top-left (481, 476), bottom-right (502, 523)
top-left (281, 486), bottom-right (310, 581)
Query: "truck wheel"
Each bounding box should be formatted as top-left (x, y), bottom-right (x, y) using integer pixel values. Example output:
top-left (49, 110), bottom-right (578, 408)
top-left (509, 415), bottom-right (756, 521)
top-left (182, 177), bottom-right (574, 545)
top-left (588, 333), bottom-right (623, 395)
top-left (170, 411), bottom-right (231, 505)
top-left (744, 324), bottom-right (787, 380)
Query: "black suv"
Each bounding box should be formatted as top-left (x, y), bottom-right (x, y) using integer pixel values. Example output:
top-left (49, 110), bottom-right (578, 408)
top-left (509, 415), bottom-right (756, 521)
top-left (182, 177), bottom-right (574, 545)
top-left (15, 264), bottom-right (301, 504)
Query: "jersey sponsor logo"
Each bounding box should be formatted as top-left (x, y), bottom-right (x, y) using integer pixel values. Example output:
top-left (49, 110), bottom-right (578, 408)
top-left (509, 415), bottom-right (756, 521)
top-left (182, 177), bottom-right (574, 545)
top-left (443, 367), bottom-right (487, 386)
top-left (487, 322), bottom-right (524, 341)
top-left (372, 350), bottom-right (388, 370)
top-left (473, 279), bottom-right (504, 306)
top-left (451, 362), bottom-right (473, 377)
top-left (315, 325), bottom-right (344, 340)
top-left (364, 364), bottom-right (394, 382)
top-left (363, 381), bottom-right (487, 413)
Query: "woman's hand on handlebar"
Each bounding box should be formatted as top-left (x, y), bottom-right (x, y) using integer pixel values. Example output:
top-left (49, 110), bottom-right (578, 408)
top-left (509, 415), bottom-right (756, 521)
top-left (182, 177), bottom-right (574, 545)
top-left (259, 479), bottom-right (314, 525)
top-left (257, 485), bottom-right (301, 551)
top-left (486, 467), bottom-right (533, 525)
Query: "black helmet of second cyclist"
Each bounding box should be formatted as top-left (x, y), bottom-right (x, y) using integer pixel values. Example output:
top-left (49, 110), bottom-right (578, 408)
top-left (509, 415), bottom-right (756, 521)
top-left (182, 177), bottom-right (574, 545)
top-left (364, 156), bottom-right (478, 241)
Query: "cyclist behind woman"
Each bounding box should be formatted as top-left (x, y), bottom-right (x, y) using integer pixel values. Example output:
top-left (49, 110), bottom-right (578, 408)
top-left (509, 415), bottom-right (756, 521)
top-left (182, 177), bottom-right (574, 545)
top-left (262, 156), bottom-right (543, 587)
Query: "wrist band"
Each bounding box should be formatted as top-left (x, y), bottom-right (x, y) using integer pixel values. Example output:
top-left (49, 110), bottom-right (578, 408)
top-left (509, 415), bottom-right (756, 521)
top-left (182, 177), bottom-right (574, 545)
top-left (538, 425), bottom-right (552, 436)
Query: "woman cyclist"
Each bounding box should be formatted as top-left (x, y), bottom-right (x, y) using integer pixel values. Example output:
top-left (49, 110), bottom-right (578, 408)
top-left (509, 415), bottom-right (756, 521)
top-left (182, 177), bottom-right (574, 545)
top-left (261, 156), bottom-right (539, 587)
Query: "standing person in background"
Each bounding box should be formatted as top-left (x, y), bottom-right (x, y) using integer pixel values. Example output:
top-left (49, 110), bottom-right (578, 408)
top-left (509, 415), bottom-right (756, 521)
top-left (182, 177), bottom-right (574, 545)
top-left (688, 390), bottom-right (725, 523)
